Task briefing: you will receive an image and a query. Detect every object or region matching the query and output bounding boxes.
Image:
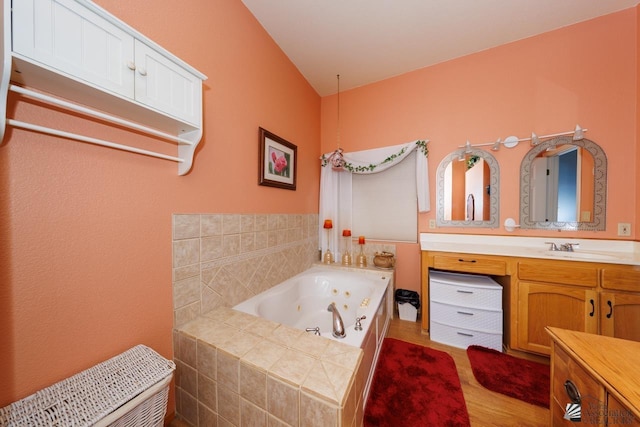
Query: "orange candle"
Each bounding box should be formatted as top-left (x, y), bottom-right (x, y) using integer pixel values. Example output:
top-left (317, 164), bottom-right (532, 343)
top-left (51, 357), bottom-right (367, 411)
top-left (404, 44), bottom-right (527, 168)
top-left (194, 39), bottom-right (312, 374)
top-left (342, 229), bottom-right (351, 237)
top-left (323, 219), bottom-right (333, 229)
top-left (358, 236), bottom-right (365, 244)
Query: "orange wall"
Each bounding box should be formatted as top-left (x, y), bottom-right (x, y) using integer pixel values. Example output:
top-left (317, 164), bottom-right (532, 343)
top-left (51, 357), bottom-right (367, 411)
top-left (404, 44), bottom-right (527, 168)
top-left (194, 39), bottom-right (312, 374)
top-left (0, 0), bottom-right (320, 408)
top-left (321, 8), bottom-right (638, 293)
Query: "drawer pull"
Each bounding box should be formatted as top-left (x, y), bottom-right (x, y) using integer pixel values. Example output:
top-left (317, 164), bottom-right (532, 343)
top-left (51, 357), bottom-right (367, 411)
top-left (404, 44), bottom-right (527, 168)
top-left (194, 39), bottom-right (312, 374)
top-left (607, 300), bottom-right (613, 318)
top-left (564, 380), bottom-right (581, 404)
top-left (456, 290), bottom-right (474, 294)
top-left (457, 311), bottom-right (474, 316)
top-left (457, 332), bottom-right (474, 337)
top-left (457, 258), bottom-right (477, 263)
top-left (589, 299), bottom-right (595, 317)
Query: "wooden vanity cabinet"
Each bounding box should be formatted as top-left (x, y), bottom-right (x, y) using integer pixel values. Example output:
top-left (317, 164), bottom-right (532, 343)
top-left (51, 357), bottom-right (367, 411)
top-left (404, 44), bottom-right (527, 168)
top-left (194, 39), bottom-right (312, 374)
top-left (548, 327), bottom-right (640, 426)
top-left (422, 251), bottom-right (640, 356)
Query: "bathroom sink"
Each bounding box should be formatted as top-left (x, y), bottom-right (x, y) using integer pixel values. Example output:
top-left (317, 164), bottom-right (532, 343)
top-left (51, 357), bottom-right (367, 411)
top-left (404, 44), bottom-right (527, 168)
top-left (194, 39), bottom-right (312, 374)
top-left (543, 250), bottom-right (620, 261)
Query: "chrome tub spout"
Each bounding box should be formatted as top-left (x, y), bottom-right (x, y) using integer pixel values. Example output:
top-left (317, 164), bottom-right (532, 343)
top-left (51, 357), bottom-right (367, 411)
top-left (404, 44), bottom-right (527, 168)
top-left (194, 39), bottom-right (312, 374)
top-left (327, 302), bottom-right (346, 339)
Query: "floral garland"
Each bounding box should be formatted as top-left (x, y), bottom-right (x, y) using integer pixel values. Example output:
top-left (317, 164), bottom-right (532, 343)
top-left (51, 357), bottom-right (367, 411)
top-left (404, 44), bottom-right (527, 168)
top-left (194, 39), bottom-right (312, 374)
top-left (466, 155), bottom-right (480, 170)
top-left (321, 140), bottom-right (429, 173)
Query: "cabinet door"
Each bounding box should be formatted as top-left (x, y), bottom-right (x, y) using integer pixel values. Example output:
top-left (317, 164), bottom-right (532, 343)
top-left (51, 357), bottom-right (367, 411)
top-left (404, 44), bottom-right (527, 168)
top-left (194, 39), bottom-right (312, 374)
top-left (607, 394), bottom-right (640, 426)
top-left (518, 281), bottom-right (598, 355)
top-left (600, 292), bottom-right (640, 342)
top-left (133, 41), bottom-right (202, 126)
top-left (12, 0), bottom-right (135, 98)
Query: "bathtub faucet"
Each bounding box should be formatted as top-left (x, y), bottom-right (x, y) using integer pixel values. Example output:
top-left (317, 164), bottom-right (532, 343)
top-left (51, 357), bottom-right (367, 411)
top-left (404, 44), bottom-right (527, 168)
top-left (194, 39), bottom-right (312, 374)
top-left (327, 303), bottom-right (346, 339)
top-left (305, 327), bottom-right (321, 336)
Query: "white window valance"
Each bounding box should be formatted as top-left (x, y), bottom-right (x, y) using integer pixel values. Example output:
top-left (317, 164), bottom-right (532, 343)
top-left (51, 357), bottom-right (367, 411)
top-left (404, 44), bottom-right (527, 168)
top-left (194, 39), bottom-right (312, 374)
top-left (319, 140), bottom-right (430, 254)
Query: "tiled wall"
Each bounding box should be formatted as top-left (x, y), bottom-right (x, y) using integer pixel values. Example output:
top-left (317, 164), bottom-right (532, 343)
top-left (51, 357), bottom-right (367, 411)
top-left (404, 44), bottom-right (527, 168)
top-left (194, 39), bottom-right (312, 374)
top-left (171, 213), bottom-right (397, 426)
top-left (172, 213), bottom-right (320, 327)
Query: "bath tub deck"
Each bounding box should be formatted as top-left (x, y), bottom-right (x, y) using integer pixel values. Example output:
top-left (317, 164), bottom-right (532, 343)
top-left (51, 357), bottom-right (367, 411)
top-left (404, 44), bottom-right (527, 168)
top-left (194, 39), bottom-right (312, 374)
top-left (173, 265), bottom-right (393, 427)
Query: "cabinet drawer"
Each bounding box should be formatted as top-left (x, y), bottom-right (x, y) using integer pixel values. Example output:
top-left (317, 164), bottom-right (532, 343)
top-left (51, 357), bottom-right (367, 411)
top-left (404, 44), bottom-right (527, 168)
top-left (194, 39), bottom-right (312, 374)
top-left (432, 254), bottom-right (506, 276)
top-left (601, 266), bottom-right (640, 292)
top-left (430, 301), bottom-right (502, 332)
top-left (430, 274), bottom-right (502, 310)
top-left (552, 345), bottom-right (605, 423)
top-left (430, 320), bottom-right (502, 352)
top-left (518, 260), bottom-right (598, 287)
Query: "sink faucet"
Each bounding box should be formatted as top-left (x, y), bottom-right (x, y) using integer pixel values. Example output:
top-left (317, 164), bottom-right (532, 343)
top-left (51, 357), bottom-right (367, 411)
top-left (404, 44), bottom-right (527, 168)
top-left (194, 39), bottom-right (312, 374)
top-left (545, 242), bottom-right (580, 252)
top-left (545, 242), bottom-right (560, 251)
top-left (327, 303), bottom-right (346, 339)
top-left (560, 243), bottom-right (579, 252)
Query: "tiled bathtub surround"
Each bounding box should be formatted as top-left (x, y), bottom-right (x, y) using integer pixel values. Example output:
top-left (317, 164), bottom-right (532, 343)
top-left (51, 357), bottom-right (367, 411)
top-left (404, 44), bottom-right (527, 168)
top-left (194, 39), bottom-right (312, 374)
top-left (171, 213), bottom-right (395, 426)
top-left (174, 307), bottom-right (367, 426)
top-left (172, 213), bottom-right (319, 327)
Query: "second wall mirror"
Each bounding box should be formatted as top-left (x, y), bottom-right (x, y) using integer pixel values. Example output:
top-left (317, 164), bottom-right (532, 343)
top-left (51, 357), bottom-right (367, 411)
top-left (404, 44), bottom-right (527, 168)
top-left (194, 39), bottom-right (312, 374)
top-left (520, 135), bottom-right (607, 231)
top-left (436, 148), bottom-right (499, 228)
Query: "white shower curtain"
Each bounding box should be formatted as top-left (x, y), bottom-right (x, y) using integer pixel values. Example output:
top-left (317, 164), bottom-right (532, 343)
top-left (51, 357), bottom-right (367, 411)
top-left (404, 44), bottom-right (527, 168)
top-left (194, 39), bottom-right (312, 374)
top-left (319, 139), bottom-right (430, 255)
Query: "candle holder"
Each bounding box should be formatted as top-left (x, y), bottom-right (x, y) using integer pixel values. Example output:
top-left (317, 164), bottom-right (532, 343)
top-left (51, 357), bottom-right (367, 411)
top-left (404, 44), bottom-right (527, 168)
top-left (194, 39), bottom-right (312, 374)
top-left (323, 220), bottom-right (334, 264)
top-left (341, 229), bottom-right (352, 266)
top-left (356, 236), bottom-right (367, 268)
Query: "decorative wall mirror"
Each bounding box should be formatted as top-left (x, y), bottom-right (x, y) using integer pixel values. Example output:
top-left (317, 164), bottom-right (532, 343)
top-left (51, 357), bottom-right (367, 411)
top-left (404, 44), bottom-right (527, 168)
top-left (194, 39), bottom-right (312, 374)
top-left (520, 135), bottom-right (607, 230)
top-left (436, 149), bottom-right (499, 228)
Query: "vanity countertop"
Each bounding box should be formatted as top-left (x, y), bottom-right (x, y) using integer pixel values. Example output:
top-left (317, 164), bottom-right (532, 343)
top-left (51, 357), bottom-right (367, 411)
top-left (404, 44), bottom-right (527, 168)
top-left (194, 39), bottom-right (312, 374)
top-left (420, 233), bottom-right (640, 266)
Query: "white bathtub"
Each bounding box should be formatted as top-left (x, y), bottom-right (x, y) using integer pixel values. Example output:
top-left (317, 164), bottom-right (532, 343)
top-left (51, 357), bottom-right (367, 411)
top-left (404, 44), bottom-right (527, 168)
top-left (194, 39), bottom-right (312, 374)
top-left (233, 265), bottom-right (391, 348)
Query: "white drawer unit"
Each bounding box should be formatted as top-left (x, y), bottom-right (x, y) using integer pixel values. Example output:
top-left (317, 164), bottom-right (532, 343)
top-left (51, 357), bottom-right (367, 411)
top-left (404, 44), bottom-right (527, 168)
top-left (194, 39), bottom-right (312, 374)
top-left (429, 270), bottom-right (503, 351)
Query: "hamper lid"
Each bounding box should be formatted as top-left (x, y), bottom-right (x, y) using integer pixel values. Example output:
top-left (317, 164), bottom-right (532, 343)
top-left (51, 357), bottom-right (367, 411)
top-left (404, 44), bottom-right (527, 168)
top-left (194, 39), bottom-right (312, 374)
top-left (0, 345), bottom-right (175, 427)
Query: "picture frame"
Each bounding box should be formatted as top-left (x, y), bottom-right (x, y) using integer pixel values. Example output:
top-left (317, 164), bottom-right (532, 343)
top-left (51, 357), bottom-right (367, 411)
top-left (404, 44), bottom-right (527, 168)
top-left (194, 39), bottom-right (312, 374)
top-left (259, 127), bottom-right (297, 190)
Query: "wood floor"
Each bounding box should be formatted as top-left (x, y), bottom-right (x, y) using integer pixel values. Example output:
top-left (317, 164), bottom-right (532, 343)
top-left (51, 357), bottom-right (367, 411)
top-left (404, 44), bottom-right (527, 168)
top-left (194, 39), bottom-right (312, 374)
top-left (168, 317), bottom-right (550, 426)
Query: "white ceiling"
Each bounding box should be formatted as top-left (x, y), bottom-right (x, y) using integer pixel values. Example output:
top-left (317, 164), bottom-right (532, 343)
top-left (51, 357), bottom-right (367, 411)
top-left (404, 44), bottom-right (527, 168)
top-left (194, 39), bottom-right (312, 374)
top-left (241, 0), bottom-right (639, 96)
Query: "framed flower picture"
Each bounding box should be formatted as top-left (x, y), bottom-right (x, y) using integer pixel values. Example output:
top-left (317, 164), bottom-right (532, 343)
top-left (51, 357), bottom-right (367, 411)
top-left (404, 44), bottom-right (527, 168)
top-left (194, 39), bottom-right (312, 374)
top-left (259, 127), bottom-right (297, 190)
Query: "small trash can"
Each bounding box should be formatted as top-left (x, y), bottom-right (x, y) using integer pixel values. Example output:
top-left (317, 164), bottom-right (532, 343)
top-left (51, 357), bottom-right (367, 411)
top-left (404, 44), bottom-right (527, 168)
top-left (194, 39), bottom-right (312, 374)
top-left (395, 289), bottom-right (420, 321)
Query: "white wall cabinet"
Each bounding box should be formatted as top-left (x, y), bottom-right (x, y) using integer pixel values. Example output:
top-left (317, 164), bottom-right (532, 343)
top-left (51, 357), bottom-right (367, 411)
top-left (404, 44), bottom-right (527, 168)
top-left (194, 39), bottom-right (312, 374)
top-left (12, 0), bottom-right (136, 101)
top-left (4, 0), bottom-right (207, 174)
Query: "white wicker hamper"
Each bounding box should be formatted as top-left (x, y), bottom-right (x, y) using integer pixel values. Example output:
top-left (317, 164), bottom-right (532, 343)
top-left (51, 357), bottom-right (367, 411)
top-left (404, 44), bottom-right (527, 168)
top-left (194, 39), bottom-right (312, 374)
top-left (0, 345), bottom-right (175, 427)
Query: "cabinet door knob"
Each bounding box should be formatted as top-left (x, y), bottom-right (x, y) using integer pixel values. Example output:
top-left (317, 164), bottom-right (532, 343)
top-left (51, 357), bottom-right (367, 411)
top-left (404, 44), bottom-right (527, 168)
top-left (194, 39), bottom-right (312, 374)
top-left (138, 68), bottom-right (147, 76)
top-left (126, 61), bottom-right (136, 71)
top-left (607, 300), bottom-right (613, 319)
top-left (589, 299), bottom-right (595, 317)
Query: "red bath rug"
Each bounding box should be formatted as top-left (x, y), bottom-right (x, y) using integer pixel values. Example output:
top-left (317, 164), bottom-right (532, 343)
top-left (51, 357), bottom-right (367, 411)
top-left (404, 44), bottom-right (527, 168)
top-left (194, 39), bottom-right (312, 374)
top-left (467, 345), bottom-right (550, 408)
top-left (364, 338), bottom-right (470, 426)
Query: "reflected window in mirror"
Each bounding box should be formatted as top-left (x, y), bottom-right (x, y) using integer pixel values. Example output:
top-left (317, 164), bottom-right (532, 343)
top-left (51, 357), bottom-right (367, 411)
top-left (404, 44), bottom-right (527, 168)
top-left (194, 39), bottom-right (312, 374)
top-left (437, 149), bottom-right (499, 228)
top-left (520, 135), bottom-right (606, 230)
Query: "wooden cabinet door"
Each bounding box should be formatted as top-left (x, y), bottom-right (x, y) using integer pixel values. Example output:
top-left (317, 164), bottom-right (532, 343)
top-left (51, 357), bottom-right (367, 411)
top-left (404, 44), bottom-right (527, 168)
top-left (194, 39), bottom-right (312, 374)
top-left (607, 394), bottom-right (640, 426)
top-left (518, 281), bottom-right (598, 355)
top-left (12, 0), bottom-right (135, 98)
top-left (600, 292), bottom-right (640, 342)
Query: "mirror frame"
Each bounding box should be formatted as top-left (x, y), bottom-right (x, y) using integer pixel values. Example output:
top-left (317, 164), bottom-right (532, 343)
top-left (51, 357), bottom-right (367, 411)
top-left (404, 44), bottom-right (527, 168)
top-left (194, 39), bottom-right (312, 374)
top-left (520, 135), bottom-right (607, 231)
top-left (436, 148), bottom-right (500, 228)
